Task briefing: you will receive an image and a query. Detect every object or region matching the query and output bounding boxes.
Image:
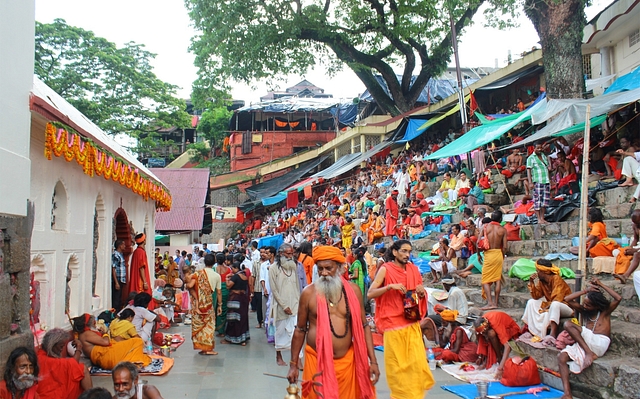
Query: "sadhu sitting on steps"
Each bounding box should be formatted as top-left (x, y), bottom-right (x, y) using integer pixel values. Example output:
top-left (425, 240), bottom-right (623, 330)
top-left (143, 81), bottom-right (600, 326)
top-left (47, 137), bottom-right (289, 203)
top-left (74, 314), bottom-right (151, 370)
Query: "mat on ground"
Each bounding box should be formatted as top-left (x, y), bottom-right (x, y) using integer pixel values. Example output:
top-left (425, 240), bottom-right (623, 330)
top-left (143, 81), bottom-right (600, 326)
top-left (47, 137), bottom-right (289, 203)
top-left (90, 355), bottom-right (174, 376)
top-left (441, 382), bottom-right (563, 399)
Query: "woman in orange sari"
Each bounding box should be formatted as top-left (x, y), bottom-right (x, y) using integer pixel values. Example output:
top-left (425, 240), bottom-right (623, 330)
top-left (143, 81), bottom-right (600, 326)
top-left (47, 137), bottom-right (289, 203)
top-left (360, 208), bottom-right (374, 242)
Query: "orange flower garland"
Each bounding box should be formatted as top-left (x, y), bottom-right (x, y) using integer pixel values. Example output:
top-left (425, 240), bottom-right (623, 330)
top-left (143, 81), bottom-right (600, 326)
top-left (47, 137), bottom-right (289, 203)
top-left (44, 122), bottom-right (172, 211)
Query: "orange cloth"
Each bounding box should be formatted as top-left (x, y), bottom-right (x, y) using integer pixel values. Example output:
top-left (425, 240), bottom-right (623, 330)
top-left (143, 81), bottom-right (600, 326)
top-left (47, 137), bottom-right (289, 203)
top-left (615, 252), bottom-right (633, 275)
top-left (0, 381), bottom-right (38, 399)
top-left (476, 311), bottom-right (520, 367)
top-left (438, 326), bottom-right (478, 363)
top-left (384, 196), bottom-right (398, 236)
top-left (589, 222), bottom-right (608, 241)
top-left (528, 272), bottom-right (572, 311)
top-left (36, 349), bottom-right (85, 399)
top-left (312, 246), bottom-right (346, 264)
top-left (129, 247), bottom-right (154, 310)
top-left (311, 280), bottom-right (375, 399)
top-left (303, 346), bottom-right (368, 399)
top-left (299, 254), bottom-right (315, 284)
top-left (89, 337), bottom-right (151, 370)
top-left (374, 261), bottom-right (426, 332)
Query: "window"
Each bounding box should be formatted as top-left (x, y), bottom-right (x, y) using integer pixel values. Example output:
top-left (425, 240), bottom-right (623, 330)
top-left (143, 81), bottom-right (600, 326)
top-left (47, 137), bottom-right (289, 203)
top-left (51, 181), bottom-right (68, 231)
top-left (630, 29), bottom-right (640, 48)
top-left (583, 54), bottom-right (592, 80)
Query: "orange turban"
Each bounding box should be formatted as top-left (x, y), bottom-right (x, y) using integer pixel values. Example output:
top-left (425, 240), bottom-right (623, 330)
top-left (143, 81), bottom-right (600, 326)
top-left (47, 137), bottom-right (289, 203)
top-left (441, 309), bottom-right (459, 323)
top-left (135, 233), bottom-right (146, 244)
top-left (312, 246), bottom-right (346, 264)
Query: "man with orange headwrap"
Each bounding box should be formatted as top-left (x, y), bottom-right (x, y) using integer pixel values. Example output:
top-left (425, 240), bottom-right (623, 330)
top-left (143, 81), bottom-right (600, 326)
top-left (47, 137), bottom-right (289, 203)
top-left (437, 309), bottom-right (477, 364)
top-left (128, 233), bottom-right (153, 310)
top-left (287, 246), bottom-right (378, 399)
top-left (521, 259), bottom-right (573, 338)
top-left (368, 239), bottom-right (434, 399)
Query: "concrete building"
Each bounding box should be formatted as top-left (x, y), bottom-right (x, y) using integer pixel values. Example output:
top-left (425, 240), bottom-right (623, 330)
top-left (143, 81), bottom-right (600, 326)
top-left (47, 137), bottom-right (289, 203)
top-left (0, 0), bottom-right (36, 364)
top-left (29, 77), bottom-right (171, 332)
top-left (583, 0), bottom-right (640, 95)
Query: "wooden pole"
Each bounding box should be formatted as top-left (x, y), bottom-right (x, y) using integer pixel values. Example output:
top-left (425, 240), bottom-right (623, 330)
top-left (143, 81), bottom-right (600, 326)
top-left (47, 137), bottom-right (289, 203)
top-left (577, 105), bottom-right (591, 293)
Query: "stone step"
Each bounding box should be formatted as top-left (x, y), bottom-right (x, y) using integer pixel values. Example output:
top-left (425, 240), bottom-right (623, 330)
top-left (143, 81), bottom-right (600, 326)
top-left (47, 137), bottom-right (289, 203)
top-left (518, 218), bottom-right (633, 240)
top-left (507, 239), bottom-right (575, 257)
top-left (514, 343), bottom-right (640, 399)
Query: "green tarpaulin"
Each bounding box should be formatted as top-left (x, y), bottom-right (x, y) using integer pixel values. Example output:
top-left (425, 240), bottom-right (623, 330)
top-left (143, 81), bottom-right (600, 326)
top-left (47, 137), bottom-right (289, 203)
top-left (508, 258), bottom-right (576, 281)
top-left (424, 99), bottom-right (546, 160)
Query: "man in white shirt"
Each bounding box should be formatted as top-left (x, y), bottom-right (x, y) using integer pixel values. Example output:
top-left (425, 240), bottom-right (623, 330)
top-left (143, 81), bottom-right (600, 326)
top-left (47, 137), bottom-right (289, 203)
top-left (250, 241), bottom-right (261, 264)
top-left (396, 165), bottom-right (411, 207)
top-left (128, 293), bottom-right (160, 343)
top-left (260, 246), bottom-right (277, 330)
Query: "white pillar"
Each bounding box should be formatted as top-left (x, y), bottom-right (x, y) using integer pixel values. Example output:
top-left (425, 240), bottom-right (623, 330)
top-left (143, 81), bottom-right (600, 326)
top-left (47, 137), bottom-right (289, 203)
top-left (600, 46), bottom-right (611, 77)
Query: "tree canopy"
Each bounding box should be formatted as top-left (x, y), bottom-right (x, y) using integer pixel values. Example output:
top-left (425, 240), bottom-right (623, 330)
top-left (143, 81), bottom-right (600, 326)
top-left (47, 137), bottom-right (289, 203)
top-left (185, 0), bottom-right (517, 116)
top-left (35, 19), bottom-right (191, 142)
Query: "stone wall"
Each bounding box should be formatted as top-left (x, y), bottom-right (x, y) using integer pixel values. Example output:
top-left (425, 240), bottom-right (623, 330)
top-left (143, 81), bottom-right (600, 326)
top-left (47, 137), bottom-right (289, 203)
top-left (204, 222), bottom-right (244, 243)
top-left (0, 204), bottom-right (35, 374)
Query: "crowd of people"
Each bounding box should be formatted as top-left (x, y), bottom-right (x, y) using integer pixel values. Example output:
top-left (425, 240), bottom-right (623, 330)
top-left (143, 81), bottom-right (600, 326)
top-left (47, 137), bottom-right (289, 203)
top-left (4, 106), bottom-right (638, 399)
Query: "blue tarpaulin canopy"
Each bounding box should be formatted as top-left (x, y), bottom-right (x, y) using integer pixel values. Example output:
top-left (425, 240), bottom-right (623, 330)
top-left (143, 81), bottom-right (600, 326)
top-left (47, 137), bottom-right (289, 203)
top-left (604, 64), bottom-right (640, 94)
top-left (397, 119), bottom-right (430, 143)
top-left (424, 99), bottom-right (546, 160)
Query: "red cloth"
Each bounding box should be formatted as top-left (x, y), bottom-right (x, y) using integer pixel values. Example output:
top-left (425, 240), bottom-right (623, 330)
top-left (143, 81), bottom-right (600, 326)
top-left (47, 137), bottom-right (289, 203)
top-left (129, 247), bottom-right (154, 310)
top-left (0, 381), bottom-right (38, 399)
top-left (469, 90), bottom-right (478, 117)
top-left (557, 173), bottom-right (577, 189)
top-left (374, 262), bottom-right (426, 332)
top-left (314, 279), bottom-right (375, 399)
top-left (438, 327), bottom-right (478, 363)
top-left (476, 311), bottom-right (521, 367)
top-left (384, 196), bottom-right (398, 236)
top-left (252, 219), bottom-right (262, 230)
top-left (287, 190), bottom-right (299, 209)
top-left (236, 210), bottom-right (245, 223)
top-left (36, 349), bottom-right (85, 399)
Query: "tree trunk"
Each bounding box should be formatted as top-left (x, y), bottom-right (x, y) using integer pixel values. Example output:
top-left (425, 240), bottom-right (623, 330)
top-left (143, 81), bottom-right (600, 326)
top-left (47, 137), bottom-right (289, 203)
top-left (525, 0), bottom-right (586, 99)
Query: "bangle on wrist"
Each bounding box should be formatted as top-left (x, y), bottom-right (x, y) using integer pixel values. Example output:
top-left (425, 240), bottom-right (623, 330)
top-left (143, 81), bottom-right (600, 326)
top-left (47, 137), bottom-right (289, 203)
top-left (289, 361), bottom-right (298, 366)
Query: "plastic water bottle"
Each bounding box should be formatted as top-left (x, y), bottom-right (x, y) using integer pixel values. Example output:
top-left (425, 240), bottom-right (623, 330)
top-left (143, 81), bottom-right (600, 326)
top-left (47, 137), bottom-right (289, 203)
top-left (427, 347), bottom-right (436, 370)
top-left (621, 235), bottom-right (630, 247)
top-left (146, 340), bottom-right (153, 354)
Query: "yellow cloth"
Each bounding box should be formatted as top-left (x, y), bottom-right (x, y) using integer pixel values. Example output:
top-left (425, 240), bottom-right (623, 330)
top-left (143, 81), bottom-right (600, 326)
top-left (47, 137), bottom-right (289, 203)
top-left (383, 323), bottom-right (434, 399)
top-left (89, 337), bottom-right (150, 370)
top-left (109, 319), bottom-right (138, 340)
top-left (342, 223), bottom-right (355, 249)
top-left (441, 310), bottom-right (459, 323)
top-left (535, 261), bottom-right (560, 275)
top-left (481, 249), bottom-right (504, 299)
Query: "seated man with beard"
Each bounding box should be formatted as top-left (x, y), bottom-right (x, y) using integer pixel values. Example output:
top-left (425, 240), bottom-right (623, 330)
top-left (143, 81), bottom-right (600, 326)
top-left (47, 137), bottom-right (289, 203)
top-left (37, 328), bottom-right (92, 399)
top-left (287, 246), bottom-right (379, 399)
top-left (558, 277), bottom-right (621, 399)
top-left (112, 362), bottom-right (163, 399)
top-left (0, 347), bottom-right (39, 399)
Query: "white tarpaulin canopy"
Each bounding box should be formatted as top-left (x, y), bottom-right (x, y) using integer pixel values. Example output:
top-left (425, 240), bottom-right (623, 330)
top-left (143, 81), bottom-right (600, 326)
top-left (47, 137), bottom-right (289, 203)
top-left (504, 87), bottom-right (640, 150)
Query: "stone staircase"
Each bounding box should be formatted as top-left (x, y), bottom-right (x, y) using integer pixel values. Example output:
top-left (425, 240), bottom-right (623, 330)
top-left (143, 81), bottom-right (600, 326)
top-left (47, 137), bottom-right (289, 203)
top-left (414, 179), bottom-right (640, 398)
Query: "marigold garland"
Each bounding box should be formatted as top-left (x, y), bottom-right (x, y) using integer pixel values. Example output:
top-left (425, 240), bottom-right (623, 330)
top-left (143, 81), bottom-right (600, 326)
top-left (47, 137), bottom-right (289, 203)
top-left (44, 122), bottom-right (172, 211)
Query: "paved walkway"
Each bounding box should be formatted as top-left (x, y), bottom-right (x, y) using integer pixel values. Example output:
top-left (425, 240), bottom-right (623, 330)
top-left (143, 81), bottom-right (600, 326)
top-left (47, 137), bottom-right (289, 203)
top-left (92, 323), bottom-right (467, 398)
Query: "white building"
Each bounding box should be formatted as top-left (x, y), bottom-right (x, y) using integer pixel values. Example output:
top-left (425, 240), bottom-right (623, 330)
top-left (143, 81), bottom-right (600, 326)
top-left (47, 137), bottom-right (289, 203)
top-left (28, 77), bottom-right (171, 331)
top-left (583, 0), bottom-right (640, 95)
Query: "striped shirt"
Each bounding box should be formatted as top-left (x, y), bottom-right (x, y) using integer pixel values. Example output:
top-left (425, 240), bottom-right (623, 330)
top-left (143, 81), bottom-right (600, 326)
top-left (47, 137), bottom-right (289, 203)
top-left (526, 153), bottom-right (550, 184)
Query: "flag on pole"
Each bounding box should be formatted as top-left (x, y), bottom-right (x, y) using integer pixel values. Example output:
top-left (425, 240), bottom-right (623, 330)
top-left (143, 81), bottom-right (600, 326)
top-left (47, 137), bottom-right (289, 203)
top-left (469, 90), bottom-right (478, 118)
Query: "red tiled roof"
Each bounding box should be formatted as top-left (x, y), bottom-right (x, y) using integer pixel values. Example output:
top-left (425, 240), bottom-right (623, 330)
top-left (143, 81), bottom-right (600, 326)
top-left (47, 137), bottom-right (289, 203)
top-left (150, 168), bottom-right (210, 231)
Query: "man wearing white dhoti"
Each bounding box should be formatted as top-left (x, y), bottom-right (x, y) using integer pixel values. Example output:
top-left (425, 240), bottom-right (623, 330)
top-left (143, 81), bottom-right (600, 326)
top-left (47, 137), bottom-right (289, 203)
top-left (558, 277), bottom-right (621, 399)
top-left (521, 259), bottom-right (573, 338)
top-left (616, 140), bottom-right (640, 201)
top-left (269, 243), bottom-right (301, 366)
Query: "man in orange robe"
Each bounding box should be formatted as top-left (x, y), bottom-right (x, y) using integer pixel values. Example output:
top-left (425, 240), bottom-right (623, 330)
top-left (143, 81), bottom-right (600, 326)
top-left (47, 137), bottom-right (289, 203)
top-left (474, 311), bottom-right (521, 376)
top-left (128, 233), bottom-right (153, 309)
top-left (287, 246), bottom-right (378, 399)
top-left (37, 328), bottom-right (92, 399)
top-left (384, 190), bottom-right (399, 237)
top-left (368, 239), bottom-right (435, 398)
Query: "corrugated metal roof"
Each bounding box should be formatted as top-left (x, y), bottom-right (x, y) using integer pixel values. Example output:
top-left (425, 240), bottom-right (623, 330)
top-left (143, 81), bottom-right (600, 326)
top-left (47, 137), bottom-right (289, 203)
top-left (150, 168), bottom-right (210, 231)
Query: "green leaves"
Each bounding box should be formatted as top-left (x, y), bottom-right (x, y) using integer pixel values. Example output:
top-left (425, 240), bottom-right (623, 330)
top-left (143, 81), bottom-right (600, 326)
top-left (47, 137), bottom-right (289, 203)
top-left (35, 19), bottom-right (191, 140)
top-left (185, 0), bottom-right (514, 115)
top-left (198, 107), bottom-right (233, 149)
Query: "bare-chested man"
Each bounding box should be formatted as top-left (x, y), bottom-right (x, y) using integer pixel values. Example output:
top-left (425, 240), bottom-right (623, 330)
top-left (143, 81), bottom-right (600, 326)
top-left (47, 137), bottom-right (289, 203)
top-left (558, 277), bottom-right (621, 399)
top-left (481, 211), bottom-right (507, 310)
top-left (287, 246), bottom-right (378, 398)
top-left (555, 152), bottom-right (577, 194)
top-left (502, 149), bottom-right (524, 178)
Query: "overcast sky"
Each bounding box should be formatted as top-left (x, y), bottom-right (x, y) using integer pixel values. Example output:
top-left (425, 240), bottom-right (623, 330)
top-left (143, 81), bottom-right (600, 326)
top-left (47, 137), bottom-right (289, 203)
top-left (35, 0), bottom-right (610, 104)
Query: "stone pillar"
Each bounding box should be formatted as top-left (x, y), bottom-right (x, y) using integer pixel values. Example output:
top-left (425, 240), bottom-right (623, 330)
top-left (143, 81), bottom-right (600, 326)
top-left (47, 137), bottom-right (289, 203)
top-left (0, 203), bottom-right (35, 374)
top-left (360, 135), bottom-right (366, 153)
